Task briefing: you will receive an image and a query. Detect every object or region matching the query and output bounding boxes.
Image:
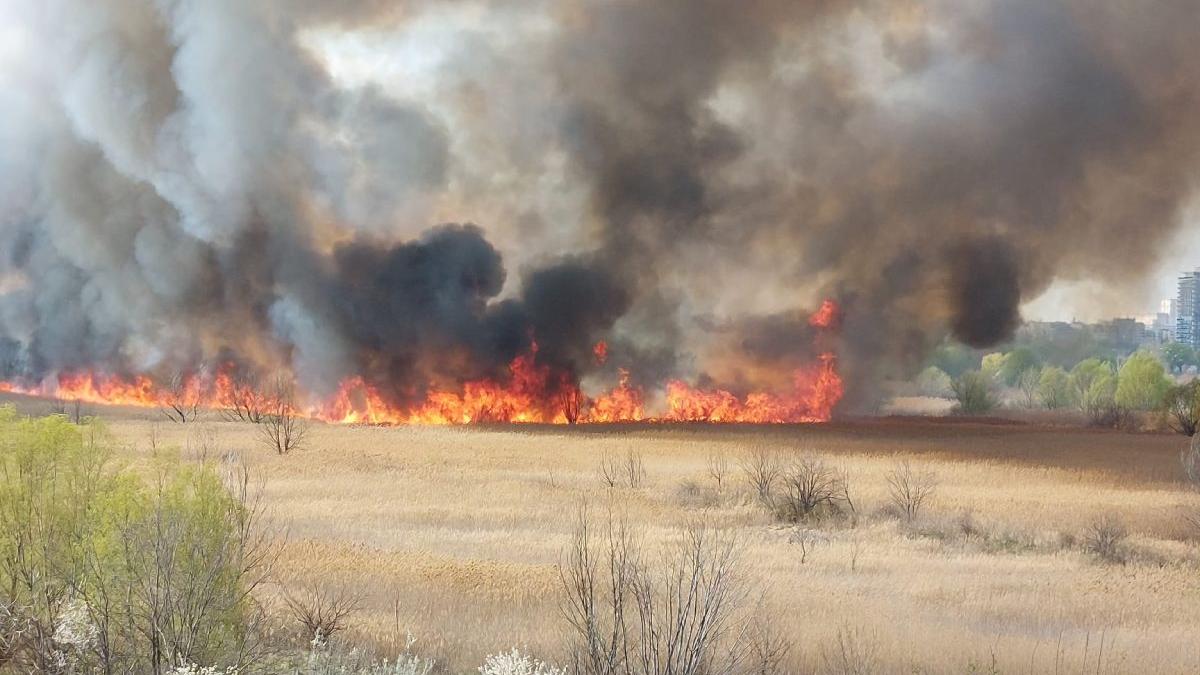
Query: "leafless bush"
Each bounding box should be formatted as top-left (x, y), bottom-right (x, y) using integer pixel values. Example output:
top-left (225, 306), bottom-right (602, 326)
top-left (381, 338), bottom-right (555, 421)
top-left (821, 625), bottom-right (880, 675)
top-left (560, 506), bottom-right (639, 674)
top-left (625, 450), bottom-right (646, 488)
top-left (673, 480), bottom-right (722, 510)
top-left (599, 449), bottom-right (646, 489)
top-left (221, 372), bottom-right (268, 423)
top-left (956, 509), bottom-right (979, 539)
top-left (708, 452), bottom-right (731, 493)
top-left (283, 581), bottom-right (364, 648)
top-left (739, 447), bottom-right (782, 505)
top-left (745, 609), bottom-right (791, 675)
top-left (787, 528), bottom-right (830, 564)
top-left (160, 370), bottom-right (201, 423)
top-left (1017, 369), bottom-right (1041, 408)
top-left (885, 461), bottom-right (938, 521)
top-left (259, 377), bottom-right (309, 455)
top-left (772, 456), bottom-right (850, 523)
top-left (560, 506), bottom-right (762, 675)
top-left (1082, 513), bottom-right (1128, 564)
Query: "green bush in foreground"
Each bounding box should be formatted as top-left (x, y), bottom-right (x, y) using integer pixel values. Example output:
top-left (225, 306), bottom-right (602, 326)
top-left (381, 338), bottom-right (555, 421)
top-left (0, 406), bottom-right (271, 673)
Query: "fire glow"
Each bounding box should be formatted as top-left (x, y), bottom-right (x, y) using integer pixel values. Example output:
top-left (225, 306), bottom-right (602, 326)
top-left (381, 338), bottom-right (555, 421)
top-left (0, 303), bottom-right (845, 426)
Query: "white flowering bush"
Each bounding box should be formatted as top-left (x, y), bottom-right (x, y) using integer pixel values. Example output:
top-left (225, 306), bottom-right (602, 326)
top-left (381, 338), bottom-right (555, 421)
top-left (168, 663), bottom-right (240, 675)
top-left (296, 634), bottom-right (434, 675)
top-left (52, 599), bottom-right (98, 651)
top-left (0, 600), bottom-right (29, 665)
top-left (479, 649), bottom-right (566, 675)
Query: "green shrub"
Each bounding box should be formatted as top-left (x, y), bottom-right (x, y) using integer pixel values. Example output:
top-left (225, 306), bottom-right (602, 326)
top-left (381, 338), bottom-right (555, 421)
top-left (1037, 366), bottom-right (1072, 410)
top-left (950, 371), bottom-right (997, 414)
top-left (1115, 350), bottom-right (1171, 411)
top-left (0, 406), bottom-right (272, 672)
top-left (1163, 381), bottom-right (1200, 436)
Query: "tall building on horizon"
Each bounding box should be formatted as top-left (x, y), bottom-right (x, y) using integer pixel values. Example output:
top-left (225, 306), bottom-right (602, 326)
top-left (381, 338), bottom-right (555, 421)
top-left (1178, 270), bottom-right (1200, 349)
top-left (1160, 298), bottom-right (1178, 342)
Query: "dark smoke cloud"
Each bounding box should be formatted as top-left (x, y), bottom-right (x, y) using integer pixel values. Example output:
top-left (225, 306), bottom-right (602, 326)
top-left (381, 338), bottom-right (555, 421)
top-left (949, 238), bottom-right (1022, 348)
top-left (0, 0), bottom-right (1197, 410)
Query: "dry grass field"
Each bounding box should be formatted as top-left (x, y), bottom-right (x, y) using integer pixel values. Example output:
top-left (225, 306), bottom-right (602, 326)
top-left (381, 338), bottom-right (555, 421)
top-left (7, 393), bottom-right (1200, 673)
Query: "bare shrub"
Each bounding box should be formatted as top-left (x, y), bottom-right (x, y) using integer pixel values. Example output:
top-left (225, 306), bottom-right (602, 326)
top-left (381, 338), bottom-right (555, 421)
top-left (1017, 368), bottom-right (1041, 408)
top-left (259, 377), bottom-right (309, 455)
top-left (160, 370), bottom-right (201, 423)
top-left (956, 509), bottom-right (979, 539)
top-left (674, 480), bottom-right (722, 510)
top-left (708, 451), bottom-right (731, 493)
top-left (560, 387), bottom-right (583, 426)
top-left (283, 581), bottom-right (364, 648)
top-left (1082, 514), bottom-right (1128, 563)
top-left (221, 371), bottom-right (267, 423)
top-left (599, 449), bottom-right (646, 489)
top-left (560, 506), bottom-right (760, 675)
top-left (821, 625), bottom-right (880, 675)
top-left (739, 447), bottom-right (782, 505)
top-left (885, 461), bottom-right (938, 521)
top-left (772, 456), bottom-right (850, 523)
top-left (624, 450), bottom-right (646, 489)
top-left (745, 609), bottom-right (791, 675)
top-left (787, 528), bottom-right (830, 564)
top-left (559, 506), bottom-right (639, 674)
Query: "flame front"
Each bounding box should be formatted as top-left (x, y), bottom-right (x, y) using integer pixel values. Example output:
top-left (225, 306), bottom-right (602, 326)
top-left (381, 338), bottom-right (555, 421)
top-left (0, 303), bottom-right (846, 426)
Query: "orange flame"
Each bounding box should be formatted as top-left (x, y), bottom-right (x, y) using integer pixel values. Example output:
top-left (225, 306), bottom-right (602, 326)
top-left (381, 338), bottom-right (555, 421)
top-left (0, 302), bottom-right (846, 426)
top-left (586, 369), bottom-right (645, 422)
top-left (593, 340), bottom-right (609, 365)
top-left (809, 299), bottom-right (840, 329)
top-left (664, 353), bottom-right (843, 423)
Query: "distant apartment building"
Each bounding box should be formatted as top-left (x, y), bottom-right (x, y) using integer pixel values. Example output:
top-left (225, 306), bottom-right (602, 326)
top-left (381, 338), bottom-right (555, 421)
top-left (1179, 270), bottom-right (1200, 350)
top-left (1094, 317), bottom-right (1155, 352)
top-left (1160, 298), bottom-right (1178, 342)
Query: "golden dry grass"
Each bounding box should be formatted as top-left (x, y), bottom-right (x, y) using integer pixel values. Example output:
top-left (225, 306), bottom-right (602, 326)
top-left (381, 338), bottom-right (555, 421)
top-left (16, 392), bottom-right (1198, 674)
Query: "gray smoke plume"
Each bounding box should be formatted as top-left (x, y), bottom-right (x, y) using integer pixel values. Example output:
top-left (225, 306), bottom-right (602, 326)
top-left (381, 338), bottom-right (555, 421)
top-left (0, 0), bottom-right (1197, 410)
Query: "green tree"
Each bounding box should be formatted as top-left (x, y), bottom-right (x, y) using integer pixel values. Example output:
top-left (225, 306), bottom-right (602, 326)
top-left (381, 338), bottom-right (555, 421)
top-left (1116, 350), bottom-right (1172, 411)
top-left (1069, 359), bottom-right (1114, 409)
top-left (1162, 343), bottom-right (1196, 374)
top-left (1000, 347), bottom-right (1041, 387)
top-left (951, 371), bottom-right (998, 415)
top-left (1163, 381), bottom-right (1200, 436)
top-left (1037, 366), bottom-right (1072, 410)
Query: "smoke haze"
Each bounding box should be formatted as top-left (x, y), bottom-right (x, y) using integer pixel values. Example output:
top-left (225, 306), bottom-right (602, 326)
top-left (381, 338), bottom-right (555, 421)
top-left (0, 0), bottom-right (1197, 409)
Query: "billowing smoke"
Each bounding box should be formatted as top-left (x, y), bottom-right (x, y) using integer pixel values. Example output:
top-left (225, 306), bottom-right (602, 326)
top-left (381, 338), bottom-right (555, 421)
top-left (0, 0), bottom-right (1197, 410)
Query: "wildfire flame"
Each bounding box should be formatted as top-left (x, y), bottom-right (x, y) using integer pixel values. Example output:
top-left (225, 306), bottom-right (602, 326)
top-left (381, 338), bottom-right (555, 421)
top-left (593, 340), bottom-right (609, 365)
top-left (0, 303), bottom-right (846, 426)
top-left (809, 298), bottom-right (840, 329)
